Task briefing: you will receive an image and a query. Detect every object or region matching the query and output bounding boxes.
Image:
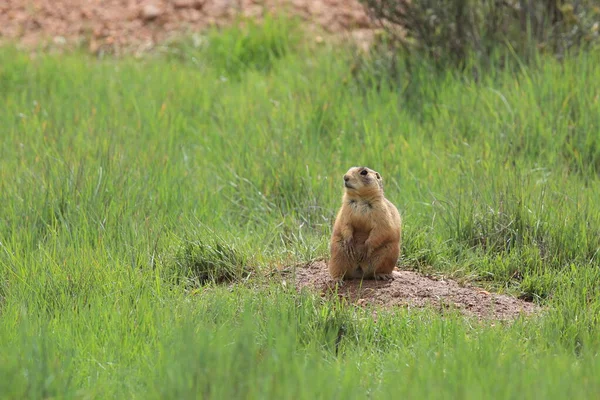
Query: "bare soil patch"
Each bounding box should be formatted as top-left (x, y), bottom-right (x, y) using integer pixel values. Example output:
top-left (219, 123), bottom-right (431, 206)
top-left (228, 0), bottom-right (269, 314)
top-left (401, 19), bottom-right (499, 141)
top-left (290, 260), bottom-right (540, 320)
top-left (0, 0), bottom-right (373, 53)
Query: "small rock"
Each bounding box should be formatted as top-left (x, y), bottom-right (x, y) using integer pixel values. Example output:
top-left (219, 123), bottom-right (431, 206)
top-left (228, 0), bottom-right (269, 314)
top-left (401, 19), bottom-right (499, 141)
top-left (88, 38), bottom-right (99, 53)
top-left (53, 36), bottom-right (66, 45)
top-left (183, 9), bottom-right (202, 22)
top-left (243, 5), bottom-right (263, 18)
top-left (141, 4), bottom-right (162, 21)
top-left (203, 0), bottom-right (232, 18)
top-left (173, 0), bottom-right (194, 8)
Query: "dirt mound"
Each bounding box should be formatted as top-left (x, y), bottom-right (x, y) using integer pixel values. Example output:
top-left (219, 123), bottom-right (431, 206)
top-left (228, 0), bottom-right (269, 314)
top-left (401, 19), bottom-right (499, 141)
top-left (0, 0), bottom-right (373, 53)
top-left (290, 261), bottom-right (540, 320)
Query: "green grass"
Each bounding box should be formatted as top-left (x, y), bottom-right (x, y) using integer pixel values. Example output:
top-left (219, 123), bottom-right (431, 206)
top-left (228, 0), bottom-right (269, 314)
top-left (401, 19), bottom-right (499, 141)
top-left (1, 16), bottom-right (600, 398)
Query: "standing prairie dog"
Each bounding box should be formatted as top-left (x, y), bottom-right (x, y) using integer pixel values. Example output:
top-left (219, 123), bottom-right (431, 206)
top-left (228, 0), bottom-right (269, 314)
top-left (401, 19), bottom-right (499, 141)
top-left (328, 166), bottom-right (402, 280)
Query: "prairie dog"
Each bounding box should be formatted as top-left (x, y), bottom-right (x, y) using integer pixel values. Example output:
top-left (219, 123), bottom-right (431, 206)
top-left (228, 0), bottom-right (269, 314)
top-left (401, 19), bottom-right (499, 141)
top-left (328, 166), bottom-right (402, 280)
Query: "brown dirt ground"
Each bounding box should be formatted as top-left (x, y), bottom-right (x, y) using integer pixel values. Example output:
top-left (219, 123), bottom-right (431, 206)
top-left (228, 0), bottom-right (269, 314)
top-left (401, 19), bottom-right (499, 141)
top-left (288, 260), bottom-right (540, 320)
top-left (0, 0), bottom-right (375, 53)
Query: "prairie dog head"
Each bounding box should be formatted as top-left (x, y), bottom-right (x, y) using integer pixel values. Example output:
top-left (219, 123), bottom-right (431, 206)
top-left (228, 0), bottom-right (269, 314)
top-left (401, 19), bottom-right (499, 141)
top-left (342, 166), bottom-right (384, 199)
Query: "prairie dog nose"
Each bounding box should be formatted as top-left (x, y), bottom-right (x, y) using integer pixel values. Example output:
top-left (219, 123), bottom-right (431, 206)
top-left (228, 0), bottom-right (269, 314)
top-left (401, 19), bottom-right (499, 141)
top-left (343, 175), bottom-right (350, 182)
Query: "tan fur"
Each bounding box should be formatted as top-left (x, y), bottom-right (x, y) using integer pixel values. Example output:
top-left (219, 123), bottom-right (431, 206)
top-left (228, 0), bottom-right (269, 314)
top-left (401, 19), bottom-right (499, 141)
top-left (328, 166), bottom-right (402, 281)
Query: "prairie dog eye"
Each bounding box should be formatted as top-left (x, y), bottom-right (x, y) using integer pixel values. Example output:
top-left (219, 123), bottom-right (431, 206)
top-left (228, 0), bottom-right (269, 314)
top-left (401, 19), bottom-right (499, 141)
top-left (376, 173), bottom-right (381, 179)
top-left (360, 170), bottom-right (368, 176)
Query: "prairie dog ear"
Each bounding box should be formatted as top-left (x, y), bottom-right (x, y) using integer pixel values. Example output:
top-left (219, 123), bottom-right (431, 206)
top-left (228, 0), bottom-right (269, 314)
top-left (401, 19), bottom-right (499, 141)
top-left (375, 172), bottom-right (383, 190)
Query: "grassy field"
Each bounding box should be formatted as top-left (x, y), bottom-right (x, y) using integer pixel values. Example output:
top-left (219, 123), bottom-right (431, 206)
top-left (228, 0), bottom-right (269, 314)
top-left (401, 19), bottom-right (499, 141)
top-left (1, 17), bottom-right (600, 398)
